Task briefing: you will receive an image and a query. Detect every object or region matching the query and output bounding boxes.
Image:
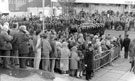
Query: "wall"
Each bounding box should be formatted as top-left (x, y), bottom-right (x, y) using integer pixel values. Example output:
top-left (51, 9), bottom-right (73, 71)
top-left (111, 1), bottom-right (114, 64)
top-left (28, 7), bottom-right (51, 17)
top-left (9, 0), bottom-right (51, 12)
top-left (89, 4), bottom-right (125, 14)
top-left (9, 12), bottom-right (27, 17)
top-left (74, 4), bottom-right (125, 14)
top-left (27, 7), bottom-right (62, 17)
top-left (0, 0), bottom-right (9, 13)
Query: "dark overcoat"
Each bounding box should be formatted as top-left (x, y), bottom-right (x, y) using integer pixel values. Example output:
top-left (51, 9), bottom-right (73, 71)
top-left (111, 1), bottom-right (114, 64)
top-left (84, 49), bottom-right (94, 71)
top-left (17, 31), bottom-right (30, 54)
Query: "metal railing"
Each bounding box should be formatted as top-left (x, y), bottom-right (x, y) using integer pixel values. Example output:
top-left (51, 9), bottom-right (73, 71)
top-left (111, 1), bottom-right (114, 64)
top-left (0, 46), bottom-right (120, 73)
top-left (93, 46), bottom-right (120, 72)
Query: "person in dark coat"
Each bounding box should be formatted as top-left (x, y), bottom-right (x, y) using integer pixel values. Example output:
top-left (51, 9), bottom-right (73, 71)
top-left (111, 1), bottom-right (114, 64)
top-left (17, 25), bottom-right (30, 68)
top-left (49, 33), bottom-right (57, 73)
top-left (84, 43), bottom-right (94, 80)
top-left (9, 23), bottom-right (19, 66)
top-left (123, 34), bottom-right (131, 59)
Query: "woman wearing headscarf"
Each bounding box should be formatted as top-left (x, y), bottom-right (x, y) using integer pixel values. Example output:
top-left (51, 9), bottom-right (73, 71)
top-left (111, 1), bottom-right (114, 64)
top-left (78, 33), bottom-right (85, 45)
top-left (60, 42), bottom-right (70, 74)
top-left (70, 46), bottom-right (80, 77)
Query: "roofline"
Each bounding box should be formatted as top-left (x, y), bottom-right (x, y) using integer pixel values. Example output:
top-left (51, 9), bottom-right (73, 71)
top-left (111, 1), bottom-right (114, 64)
top-left (51, 0), bottom-right (135, 5)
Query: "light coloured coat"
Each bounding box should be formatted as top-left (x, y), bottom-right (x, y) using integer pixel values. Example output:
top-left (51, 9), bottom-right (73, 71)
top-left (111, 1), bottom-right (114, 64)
top-left (60, 42), bottom-right (70, 71)
top-left (70, 47), bottom-right (80, 70)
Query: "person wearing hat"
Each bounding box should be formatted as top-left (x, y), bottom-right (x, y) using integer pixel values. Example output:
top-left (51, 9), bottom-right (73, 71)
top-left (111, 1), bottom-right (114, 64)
top-left (123, 34), bottom-right (131, 59)
top-left (17, 25), bottom-right (30, 68)
top-left (49, 33), bottom-right (57, 73)
top-left (70, 46), bottom-right (80, 77)
top-left (84, 43), bottom-right (94, 81)
top-left (0, 24), bottom-right (13, 69)
top-left (78, 33), bottom-right (85, 45)
top-left (9, 23), bottom-right (19, 67)
top-left (60, 42), bottom-right (70, 74)
top-left (41, 33), bottom-right (52, 71)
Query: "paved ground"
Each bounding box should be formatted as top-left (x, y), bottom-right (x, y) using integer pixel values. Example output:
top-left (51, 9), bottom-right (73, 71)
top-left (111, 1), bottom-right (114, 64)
top-left (0, 30), bottom-right (135, 81)
top-left (0, 54), bottom-right (133, 81)
top-left (105, 30), bottom-right (135, 40)
top-left (55, 51), bottom-right (131, 81)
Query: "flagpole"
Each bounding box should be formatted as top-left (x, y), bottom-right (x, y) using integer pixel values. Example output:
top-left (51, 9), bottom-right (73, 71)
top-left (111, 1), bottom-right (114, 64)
top-left (42, 0), bottom-right (45, 31)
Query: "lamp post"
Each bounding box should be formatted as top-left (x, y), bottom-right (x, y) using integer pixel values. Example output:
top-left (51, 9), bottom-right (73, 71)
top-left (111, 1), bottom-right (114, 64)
top-left (42, 0), bottom-right (45, 31)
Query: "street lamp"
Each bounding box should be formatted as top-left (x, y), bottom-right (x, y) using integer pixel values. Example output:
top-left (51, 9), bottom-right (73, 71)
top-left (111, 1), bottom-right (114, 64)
top-left (42, 0), bottom-right (45, 31)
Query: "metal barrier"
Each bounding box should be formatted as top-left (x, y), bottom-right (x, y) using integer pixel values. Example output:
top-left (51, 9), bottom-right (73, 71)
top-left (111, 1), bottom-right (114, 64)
top-left (93, 46), bottom-right (120, 72)
top-left (0, 46), bottom-right (120, 73)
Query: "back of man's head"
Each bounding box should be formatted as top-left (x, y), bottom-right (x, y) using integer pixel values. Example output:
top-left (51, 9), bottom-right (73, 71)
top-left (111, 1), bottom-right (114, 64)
top-left (12, 24), bottom-right (17, 29)
top-left (126, 34), bottom-right (129, 38)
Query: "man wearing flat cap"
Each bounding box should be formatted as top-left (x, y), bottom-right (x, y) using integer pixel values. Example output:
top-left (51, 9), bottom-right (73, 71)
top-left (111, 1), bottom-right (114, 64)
top-left (16, 25), bottom-right (30, 68)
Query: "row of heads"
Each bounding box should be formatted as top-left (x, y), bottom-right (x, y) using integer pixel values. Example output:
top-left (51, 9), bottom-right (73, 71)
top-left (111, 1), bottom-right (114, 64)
top-left (0, 22), bottom-right (29, 34)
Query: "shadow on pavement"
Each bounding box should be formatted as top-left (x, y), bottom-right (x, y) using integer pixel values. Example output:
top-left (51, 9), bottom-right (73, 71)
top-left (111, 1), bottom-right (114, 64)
top-left (0, 65), bottom-right (55, 80)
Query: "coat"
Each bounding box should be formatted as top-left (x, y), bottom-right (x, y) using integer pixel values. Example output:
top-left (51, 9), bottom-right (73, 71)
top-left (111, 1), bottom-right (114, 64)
top-left (70, 51), bottom-right (80, 70)
top-left (60, 46), bottom-right (70, 71)
top-left (49, 40), bottom-right (57, 58)
top-left (42, 38), bottom-right (52, 57)
top-left (0, 31), bottom-right (13, 50)
top-left (78, 51), bottom-right (85, 70)
top-left (84, 49), bottom-right (94, 71)
top-left (17, 31), bottom-right (30, 54)
top-left (9, 29), bottom-right (19, 50)
top-left (123, 38), bottom-right (131, 52)
top-left (119, 37), bottom-right (123, 49)
top-left (129, 40), bottom-right (135, 61)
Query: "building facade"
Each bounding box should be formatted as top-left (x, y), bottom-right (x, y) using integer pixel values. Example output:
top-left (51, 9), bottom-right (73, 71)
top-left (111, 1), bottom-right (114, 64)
top-left (8, 0), bottom-right (51, 12)
top-left (0, 0), bottom-right (9, 13)
top-left (52, 0), bottom-right (135, 14)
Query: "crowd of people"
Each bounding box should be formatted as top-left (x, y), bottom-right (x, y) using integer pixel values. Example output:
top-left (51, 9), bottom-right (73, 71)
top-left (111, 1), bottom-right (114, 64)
top-left (1, 10), bottom-right (135, 81)
top-left (0, 20), bottom-right (122, 80)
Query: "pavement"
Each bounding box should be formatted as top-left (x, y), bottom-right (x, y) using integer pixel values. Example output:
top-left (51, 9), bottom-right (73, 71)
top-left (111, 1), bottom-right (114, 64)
top-left (54, 49), bottom-right (134, 81)
top-left (0, 54), bottom-right (133, 81)
top-left (0, 30), bottom-right (135, 81)
top-left (104, 29), bottom-right (135, 40)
